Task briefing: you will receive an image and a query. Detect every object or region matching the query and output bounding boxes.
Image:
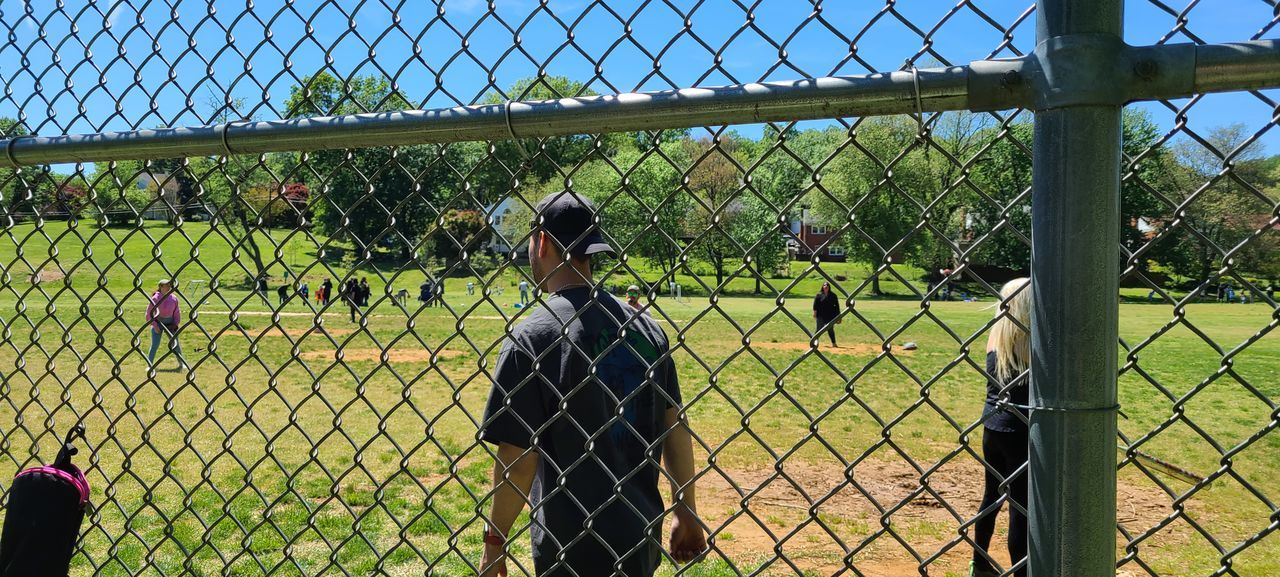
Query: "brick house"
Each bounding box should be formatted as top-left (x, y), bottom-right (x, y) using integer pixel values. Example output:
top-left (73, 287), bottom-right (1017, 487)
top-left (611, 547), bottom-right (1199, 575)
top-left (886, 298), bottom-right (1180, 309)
top-left (787, 217), bottom-right (847, 262)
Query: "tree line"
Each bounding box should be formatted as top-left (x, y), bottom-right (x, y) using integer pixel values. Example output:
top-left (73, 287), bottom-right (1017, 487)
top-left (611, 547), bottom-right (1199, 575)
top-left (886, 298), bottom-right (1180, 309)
top-left (3, 73), bottom-right (1276, 290)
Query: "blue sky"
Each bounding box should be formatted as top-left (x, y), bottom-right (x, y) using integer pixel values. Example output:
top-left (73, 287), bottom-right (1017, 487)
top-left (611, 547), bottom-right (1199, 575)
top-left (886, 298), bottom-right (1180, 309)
top-left (1, 0), bottom-right (1276, 162)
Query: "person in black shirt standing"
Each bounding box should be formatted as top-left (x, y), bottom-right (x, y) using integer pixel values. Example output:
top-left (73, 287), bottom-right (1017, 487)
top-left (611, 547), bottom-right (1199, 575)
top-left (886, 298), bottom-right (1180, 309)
top-left (339, 279), bottom-right (352, 322)
top-left (424, 280), bottom-right (440, 307)
top-left (478, 191), bottom-right (706, 577)
top-left (971, 277), bottom-right (1031, 577)
top-left (812, 282), bottom-right (841, 348)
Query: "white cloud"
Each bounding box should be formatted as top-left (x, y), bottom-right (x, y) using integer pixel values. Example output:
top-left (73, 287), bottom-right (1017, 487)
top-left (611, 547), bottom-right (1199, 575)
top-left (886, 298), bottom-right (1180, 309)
top-left (451, 0), bottom-right (486, 14)
top-left (106, 1), bottom-right (126, 28)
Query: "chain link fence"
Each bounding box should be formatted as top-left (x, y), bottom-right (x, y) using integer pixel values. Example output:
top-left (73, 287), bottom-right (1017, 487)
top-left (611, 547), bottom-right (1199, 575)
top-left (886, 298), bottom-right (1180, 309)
top-left (0, 1), bottom-right (1277, 576)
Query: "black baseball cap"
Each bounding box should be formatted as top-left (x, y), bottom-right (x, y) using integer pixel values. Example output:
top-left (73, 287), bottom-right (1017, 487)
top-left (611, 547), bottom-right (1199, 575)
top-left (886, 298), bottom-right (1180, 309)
top-left (533, 191), bottom-right (616, 258)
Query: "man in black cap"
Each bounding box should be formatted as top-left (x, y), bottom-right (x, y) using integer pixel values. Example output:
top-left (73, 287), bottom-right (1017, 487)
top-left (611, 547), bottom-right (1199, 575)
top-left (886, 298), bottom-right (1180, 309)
top-left (478, 191), bottom-right (706, 577)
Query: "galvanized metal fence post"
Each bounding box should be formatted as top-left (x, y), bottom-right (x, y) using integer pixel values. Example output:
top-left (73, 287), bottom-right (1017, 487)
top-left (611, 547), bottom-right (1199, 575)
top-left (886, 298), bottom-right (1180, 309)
top-left (1030, 0), bottom-right (1123, 576)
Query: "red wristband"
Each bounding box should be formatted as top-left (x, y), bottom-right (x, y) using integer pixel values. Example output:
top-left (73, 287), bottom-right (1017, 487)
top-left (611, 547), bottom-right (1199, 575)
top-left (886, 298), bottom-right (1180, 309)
top-left (484, 527), bottom-right (506, 547)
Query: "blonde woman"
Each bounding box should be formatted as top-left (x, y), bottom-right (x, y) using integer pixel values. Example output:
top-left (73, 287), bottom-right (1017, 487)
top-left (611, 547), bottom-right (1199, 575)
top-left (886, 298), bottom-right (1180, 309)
top-left (971, 277), bottom-right (1030, 577)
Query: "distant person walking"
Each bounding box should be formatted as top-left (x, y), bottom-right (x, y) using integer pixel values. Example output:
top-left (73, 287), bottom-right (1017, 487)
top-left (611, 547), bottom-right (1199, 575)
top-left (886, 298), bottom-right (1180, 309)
top-left (359, 278), bottom-right (371, 307)
top-left (321, 278), bottom-right (333, 306)
top-left (812, 282), bottom-right (840, 348)
top-left (518, 279), bottom-right (530, 305)
top-left (971, 277), bottom-right (1031, 577)
top-left (343, 279), bottom-right (360, 322)
top-left (299, 281), bottom-right (310, 303)
top-left (276, 284), bottom-right (289, 306)
top-left (145, 279), bottom-right (188, 370)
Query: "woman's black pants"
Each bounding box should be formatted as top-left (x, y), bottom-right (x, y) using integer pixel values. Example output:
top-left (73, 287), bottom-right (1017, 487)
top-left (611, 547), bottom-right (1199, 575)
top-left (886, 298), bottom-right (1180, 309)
top-left (973, 427), bottom-right (1029, 577)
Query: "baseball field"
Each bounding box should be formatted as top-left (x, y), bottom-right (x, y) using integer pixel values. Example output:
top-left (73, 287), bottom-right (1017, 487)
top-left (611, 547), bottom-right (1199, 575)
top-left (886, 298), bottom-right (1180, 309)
top-left (1, 221), bottom-right (1275, 576)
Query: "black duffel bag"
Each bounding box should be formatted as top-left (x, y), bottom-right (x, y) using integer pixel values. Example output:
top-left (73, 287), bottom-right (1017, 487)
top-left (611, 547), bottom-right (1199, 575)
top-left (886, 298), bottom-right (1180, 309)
top-left (0, 426), bottom-right (90, 577)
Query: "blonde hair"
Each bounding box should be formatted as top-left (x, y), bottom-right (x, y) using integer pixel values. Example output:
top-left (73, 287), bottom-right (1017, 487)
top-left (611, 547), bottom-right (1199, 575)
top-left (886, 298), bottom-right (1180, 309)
top-left (987, 277), bottom-right (1031, 383)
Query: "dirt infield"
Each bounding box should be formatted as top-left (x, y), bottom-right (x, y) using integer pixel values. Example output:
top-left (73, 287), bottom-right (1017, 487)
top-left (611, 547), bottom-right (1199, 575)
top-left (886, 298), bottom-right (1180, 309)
top-left (298, 348), bottom-right (468, 363)
top-left (213, 327), bottom-right (355, 340)
top-left (32, 268), bottom-right (66, 284)
top-left (696, 457), bottom-right (1172, 575)
top-left (751, 341), bottom-right (907, 356)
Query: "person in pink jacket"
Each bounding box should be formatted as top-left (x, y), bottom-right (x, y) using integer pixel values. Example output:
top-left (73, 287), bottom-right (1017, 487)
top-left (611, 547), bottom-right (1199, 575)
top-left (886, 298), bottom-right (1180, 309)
top-left (145, 279), bottom-right (187, 370)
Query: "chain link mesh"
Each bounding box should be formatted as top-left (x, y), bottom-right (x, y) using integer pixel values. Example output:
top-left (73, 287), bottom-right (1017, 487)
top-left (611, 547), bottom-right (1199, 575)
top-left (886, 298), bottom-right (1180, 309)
top-left (1115, 3), bottom-right (1280, 576)
top-left (0, 1), bottom-right (1275, 576)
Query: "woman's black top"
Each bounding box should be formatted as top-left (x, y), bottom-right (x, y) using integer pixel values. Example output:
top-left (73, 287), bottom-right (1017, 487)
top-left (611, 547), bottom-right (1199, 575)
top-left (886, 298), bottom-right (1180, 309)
top-left (982, 350), bottom-right (1029, 433)
top-left (813, 291), bottom-right (840, 320)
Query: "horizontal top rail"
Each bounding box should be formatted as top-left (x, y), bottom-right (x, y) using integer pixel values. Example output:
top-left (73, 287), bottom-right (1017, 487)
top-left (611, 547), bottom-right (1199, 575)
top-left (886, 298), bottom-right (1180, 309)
top-left (0, 40), bottom-right (1276, 168)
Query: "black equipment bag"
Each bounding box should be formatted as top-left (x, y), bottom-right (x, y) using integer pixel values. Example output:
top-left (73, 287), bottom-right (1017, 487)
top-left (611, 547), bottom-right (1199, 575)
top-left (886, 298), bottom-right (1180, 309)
top-left (0, 426), bottom-right (89, 577)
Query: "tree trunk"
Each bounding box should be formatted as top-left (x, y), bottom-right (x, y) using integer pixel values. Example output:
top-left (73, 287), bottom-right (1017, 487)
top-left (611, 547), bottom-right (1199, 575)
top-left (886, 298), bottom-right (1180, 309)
top-left (708, 249), bottom-right (725, 288)
top-left (872, 274), bottom-right (882, 296)
top-left (233, 209), bottom-right (269, 280)
top-left (1198, 244), bottom-right (1213, 287)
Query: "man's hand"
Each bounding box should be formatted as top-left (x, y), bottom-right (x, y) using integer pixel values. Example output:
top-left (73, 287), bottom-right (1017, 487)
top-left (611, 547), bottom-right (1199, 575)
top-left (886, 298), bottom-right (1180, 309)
top-left (669, 508), bottom-right (707, 564)
top-left (479, 543), bottom-right (507, 577)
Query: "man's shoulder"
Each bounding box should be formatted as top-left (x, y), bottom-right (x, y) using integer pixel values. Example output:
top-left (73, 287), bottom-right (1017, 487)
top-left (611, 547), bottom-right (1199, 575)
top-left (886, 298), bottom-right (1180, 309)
top-left (508, 305), bottom-right (562, 342)
top-left (598, 295), bottom-right (669, 348)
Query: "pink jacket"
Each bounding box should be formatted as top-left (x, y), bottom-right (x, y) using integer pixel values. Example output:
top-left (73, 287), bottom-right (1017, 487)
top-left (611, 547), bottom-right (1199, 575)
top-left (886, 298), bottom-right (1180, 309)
top-left (146, 291), bottom-right (181, 330)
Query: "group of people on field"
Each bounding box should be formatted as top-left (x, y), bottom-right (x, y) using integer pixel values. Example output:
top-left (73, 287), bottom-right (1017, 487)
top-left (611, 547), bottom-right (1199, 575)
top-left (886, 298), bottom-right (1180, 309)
top-left (267, 277), bottom-right (375, 321)
top-left (142, 192), bottom-right (1032, 577)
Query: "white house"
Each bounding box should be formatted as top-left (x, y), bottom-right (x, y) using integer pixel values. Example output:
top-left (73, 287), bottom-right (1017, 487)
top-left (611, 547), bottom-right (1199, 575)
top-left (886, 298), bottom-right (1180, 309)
top-left (136, 172), bottom-right (181, 221)
top-left (486, 196), bottom-right (527, 257)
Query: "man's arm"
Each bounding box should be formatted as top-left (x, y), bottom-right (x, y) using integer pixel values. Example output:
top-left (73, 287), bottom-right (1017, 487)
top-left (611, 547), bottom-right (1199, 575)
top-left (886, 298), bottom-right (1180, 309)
top-left (479, 442), bottom-right (540, 577)
top-left (663, 407), bottom-right (706, 564)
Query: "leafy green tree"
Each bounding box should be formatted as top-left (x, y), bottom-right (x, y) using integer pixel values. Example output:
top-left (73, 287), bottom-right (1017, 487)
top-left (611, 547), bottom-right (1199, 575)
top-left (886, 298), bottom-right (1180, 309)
top-left (430, 209), bottom-right (492, 261)
top-left (89, 159), bottom-right (169, 224)
top-left (683, 135), bottom-right (753, 288)
top-left (1147, 124), bottom-right (1274, 283)
top-left (0, 117), bottom-right (80, 221)
top-left (911, 112), bottom-right (1001, 274)
top-left (961, 109), bottom-right (1171, 276)
top-left (475, 76), bottom-right (633, 204)
top-left (755, 126), bottom-right (846, 284)
top-left (966, 121), bottom-right (1033, 273)
top-left (571, 140), bottom-right (692, 278)
top-left (283, 73), bottom-right (449, 259)
top-left (0, 117), bottom-right (38, 216)
top-left (819, 116), bottom-right (935, 294)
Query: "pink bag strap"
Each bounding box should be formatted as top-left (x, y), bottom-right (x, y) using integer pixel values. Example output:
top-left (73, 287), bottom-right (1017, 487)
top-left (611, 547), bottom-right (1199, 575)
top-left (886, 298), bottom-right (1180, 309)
top-left (16, 465), bottom-right (90, 506)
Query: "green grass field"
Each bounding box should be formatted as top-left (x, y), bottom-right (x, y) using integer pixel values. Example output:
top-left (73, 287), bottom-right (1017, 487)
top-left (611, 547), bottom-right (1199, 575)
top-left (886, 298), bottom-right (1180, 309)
top-left (1, 221), bottom-right (1276, 576)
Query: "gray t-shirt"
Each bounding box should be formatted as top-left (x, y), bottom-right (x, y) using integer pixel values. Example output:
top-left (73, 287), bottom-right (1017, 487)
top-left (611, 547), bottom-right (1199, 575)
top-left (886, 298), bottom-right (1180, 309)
top-left (481, 287), bottom-right (682, 577)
